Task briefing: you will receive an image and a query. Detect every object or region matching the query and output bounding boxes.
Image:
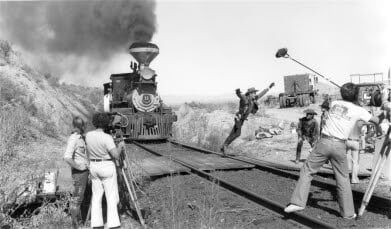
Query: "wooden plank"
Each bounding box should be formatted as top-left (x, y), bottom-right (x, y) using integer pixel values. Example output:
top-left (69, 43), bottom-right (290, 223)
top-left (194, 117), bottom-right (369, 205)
top-left (246, 157), bottom-right (372, 177)
top-left (132, 157), bottom-right (190, 177)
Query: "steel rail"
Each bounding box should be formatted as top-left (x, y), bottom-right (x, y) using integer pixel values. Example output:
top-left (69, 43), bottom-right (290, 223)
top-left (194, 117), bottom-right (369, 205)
top-left (133, 141), bottom-right (337, 229)
top-left (168, 140), bottom-right (391, 210)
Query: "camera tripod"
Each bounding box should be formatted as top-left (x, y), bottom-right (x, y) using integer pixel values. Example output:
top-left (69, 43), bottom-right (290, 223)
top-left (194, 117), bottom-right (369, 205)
top-left (358, 127), bottom-right (391, 217)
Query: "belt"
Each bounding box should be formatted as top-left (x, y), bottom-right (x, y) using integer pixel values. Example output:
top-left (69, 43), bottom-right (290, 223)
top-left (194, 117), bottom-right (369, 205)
top-left (321, 134), bottom-right (346, 143)
top-left (90, 158), bottom-right (112, 162)
top-left (347, 138), bottom-right (360, 142)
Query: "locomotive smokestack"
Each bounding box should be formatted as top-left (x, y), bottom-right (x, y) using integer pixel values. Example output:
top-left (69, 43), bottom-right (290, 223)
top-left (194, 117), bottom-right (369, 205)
top-left (129, 42), bottom-right (159, 67)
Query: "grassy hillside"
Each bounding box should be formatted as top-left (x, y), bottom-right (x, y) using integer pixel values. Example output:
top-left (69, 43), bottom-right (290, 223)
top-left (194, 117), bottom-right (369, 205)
top-left (0, 40), bottom-right (102, 141)
top-left (0, 40), bottom-right (104, 227)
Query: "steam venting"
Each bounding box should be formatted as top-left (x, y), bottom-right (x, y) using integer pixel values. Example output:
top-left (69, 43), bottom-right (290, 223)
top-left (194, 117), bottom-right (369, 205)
top-left (0, 0), bottom-right (156, 84)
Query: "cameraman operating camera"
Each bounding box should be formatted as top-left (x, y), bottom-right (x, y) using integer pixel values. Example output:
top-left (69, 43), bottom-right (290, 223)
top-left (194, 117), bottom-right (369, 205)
top-left (86, 112), bottom-right (125, 229)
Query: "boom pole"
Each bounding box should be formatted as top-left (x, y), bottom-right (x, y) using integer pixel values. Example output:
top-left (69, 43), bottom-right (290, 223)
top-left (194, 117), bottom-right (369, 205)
top-left (276, 48), bottom-right (341, 88)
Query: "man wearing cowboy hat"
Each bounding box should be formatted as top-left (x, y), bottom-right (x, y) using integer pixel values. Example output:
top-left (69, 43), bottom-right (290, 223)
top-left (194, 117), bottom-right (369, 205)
top-left (220, 82), bottom-right (275, 155)
top-left (295, 108), bottom-right (319, 163)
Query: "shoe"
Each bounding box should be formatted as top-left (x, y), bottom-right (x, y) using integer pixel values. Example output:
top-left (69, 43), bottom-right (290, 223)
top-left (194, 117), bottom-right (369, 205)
top-left (351, 179), bottom-right (360, 184)
top-left (284, 204), bottom-right (305, 213)
top-left (343, 213), bottom-right (356, 219)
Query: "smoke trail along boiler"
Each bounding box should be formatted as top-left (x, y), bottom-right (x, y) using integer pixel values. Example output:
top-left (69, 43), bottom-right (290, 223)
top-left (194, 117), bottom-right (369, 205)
top-left (103, 42), bottom-right (177, 140)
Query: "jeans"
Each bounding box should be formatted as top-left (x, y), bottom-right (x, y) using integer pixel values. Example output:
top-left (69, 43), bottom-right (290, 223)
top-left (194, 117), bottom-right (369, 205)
top-left (223, 118), bottom-right (244, 147)
top-left (90, 161), bottom-right (120, 228)
top-left (70, 169), bottom-right (89, 228)
top-left (296, 136), bottom-right (316, 161)
top-left (290, 138), bottom-right (355, 217)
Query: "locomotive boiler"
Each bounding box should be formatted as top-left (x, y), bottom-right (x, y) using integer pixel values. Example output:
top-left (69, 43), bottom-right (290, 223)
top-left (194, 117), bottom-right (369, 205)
top-left (103, 42), bottom-right (176, 140)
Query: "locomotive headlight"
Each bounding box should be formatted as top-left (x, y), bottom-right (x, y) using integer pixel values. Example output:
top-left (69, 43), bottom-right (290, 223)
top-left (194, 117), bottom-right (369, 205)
top-left (139, 67), bottom-right (155, 80)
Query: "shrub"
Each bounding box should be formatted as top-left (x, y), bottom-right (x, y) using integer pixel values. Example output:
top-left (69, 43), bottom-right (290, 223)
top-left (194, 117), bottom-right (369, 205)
top-left (0, 77), bottom-right (26, 104)
top-left (41, 120), bottom-right (59, 139)
top-left (0, 40), bottom-right (12, 61)
top-left (0, 105), bottom-right (30, 162)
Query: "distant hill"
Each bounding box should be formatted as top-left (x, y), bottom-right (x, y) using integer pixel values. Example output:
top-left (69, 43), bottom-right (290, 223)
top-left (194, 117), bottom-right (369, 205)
top-left (162, 80), bottom-right (340, 106)
top-left (0, 40), bottom-right (102, 138)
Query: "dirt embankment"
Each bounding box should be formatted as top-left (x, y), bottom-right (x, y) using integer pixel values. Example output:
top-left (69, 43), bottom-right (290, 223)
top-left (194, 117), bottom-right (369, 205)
top-left (0, 40), bottom-right (102, 228)
top-left (172, 103), bottom-right (321, 159)
top-left (0, 40), bottom-right (102, 137)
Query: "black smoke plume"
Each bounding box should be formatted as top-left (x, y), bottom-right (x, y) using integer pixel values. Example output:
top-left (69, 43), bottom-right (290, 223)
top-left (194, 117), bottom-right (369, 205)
top-left (0, 0), bottom-right (156, 84)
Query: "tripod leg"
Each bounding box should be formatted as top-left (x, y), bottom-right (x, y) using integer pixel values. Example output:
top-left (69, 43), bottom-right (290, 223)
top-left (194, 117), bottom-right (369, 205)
top-left (128, 172), bottom-right (146, 226)
top-left (358, 144), bottom-right (391, 217)
top-left (121, 168), bottom-right (146, 228)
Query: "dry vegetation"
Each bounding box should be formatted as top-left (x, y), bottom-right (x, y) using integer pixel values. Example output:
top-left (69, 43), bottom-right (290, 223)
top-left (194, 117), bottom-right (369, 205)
top-left (0, 40), bottom-right (102, 228)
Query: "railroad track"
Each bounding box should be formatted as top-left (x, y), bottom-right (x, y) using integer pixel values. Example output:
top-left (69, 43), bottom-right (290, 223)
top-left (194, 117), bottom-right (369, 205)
top-left (167, 140), bottom-right (391, 211)
top-left (132, 141), bottom-right (337, 229)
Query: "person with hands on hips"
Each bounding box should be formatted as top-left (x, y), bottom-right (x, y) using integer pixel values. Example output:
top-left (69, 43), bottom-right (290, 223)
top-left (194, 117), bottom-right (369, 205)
top-left (63, 116), bottom-right (89, 229)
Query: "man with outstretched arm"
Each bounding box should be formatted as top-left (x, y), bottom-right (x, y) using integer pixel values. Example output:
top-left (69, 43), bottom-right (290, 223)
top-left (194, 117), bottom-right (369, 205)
top-left (284, 82), bottom-right (379, 219)
top-left (220, 82), bottom-right (275, 155)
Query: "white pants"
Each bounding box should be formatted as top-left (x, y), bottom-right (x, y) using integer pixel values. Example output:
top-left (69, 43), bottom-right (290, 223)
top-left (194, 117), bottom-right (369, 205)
top-left (90, 161), bottom-right (120, 228)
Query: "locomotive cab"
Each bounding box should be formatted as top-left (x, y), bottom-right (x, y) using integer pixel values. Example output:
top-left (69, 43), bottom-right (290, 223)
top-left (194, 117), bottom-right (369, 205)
top-left (103, 42), bottom-right (176, 140)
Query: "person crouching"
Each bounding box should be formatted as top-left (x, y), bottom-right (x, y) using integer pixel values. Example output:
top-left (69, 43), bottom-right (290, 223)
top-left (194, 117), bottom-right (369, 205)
top-left (86, 113), bottom-right (125, 229)
top-left (63, 116), bottom-right (89, 228)
top-left (295, 109), bottom-right (319, 163)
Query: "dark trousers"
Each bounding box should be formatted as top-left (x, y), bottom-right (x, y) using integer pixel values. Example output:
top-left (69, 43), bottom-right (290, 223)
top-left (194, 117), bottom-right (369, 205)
top-left (223, 118), bottom-right (244, 147)
top-left (70, 168), bottom-right (89, 228)
top-left (296, 136), bottom-right (316, 161)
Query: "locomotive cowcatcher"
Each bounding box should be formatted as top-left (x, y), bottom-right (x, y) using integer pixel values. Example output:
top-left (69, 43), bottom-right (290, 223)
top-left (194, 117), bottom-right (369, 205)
top-left (103, 42), bottom-right (177, 140)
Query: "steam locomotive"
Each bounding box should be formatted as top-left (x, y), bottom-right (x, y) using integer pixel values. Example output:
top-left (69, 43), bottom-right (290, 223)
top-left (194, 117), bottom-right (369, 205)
top-left (103, 42), bottom-right (177, 140)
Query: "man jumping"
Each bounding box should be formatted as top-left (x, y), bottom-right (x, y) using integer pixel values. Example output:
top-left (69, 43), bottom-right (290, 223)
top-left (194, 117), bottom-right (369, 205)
top-left (220, 82), bottom-right (275, 155)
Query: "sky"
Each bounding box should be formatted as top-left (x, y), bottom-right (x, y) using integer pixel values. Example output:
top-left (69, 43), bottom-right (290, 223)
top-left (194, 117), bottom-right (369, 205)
top-left (110, 0), bottom-right (391, 100)
top-left (1, 0), bottom-right (390, 102)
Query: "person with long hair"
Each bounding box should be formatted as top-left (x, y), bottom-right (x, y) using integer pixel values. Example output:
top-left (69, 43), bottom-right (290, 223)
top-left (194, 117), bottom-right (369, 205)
top-left (86, 112), bottom-right (124, 229)
top-left (63, 116), bottom-right (89, 228)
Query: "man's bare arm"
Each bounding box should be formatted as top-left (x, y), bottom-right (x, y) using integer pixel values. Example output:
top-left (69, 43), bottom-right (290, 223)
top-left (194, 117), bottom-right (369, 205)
top-left (108, 141), bottom-right (125, 160)
top-left (64, 158), bottom-right (85, 170)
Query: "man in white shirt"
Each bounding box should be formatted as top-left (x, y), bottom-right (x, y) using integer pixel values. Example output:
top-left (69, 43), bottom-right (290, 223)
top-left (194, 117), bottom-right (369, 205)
top-left (284, 83), bottom-right (379, 219)
top-left (86, 113), bottom-right (125, 229)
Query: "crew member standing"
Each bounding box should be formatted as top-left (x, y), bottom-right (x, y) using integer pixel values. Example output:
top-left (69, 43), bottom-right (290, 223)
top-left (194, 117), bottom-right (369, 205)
top-left (220, 82), bottom-right (275, 155)
top-left (295, 109), bottom-right (319, 163)
top-left (86, 113), bottom-right (125, 229)
top-left (284, 82), bottom-right (379, 219)
top-left (63, 116), bottom-right (89, 229)
top-left (346, 121), bottom-right (365, 184)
